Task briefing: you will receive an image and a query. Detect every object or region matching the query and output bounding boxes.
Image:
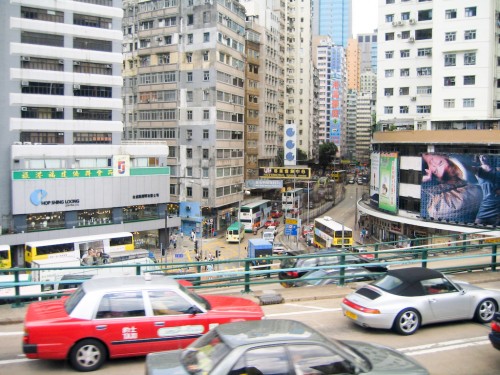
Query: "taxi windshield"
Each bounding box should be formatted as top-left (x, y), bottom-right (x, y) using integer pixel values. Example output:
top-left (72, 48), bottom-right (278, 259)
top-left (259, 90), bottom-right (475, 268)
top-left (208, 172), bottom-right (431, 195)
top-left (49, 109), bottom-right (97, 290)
top-left (181, 329), bottom-right (230, 374)
top-left (179, 283), bottom-right (211, 310)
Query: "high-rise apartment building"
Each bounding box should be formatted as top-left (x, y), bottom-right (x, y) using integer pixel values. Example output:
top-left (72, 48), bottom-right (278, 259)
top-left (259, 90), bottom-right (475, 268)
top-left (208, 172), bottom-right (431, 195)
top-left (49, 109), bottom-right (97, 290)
top-left (122, 0), bottom-right (248, 232)
top-left (312, 0), bottom-right (352, 47)
top-left (360, 0), bottom-right (499, 245)
top-left (357, 32), bottom-right (377, 74)
top-left (1, 0), bottom-right (176, 265)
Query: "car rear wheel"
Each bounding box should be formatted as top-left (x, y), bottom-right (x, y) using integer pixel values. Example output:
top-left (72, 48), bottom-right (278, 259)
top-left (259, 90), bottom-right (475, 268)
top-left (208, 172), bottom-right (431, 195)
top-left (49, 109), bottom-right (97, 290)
top-left (393, 308), bottom-right (420, 335)
top-left (475, 299), bottom-right (497, 324)
top-left (69, 339), bottom-right (107, 372)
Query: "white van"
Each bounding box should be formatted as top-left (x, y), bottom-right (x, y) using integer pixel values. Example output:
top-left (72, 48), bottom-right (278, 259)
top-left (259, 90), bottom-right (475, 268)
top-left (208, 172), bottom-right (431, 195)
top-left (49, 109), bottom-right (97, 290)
top-left (262, 230), bottom-right (275, 243)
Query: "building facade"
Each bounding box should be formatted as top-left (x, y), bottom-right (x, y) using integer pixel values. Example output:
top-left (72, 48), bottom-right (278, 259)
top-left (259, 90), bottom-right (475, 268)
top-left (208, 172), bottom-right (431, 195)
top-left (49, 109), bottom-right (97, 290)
top-left (361, 0), bottom-right (500, 245)
top-left (312, 0), bottom-right (352, 47)
top-left (1, 0), bottom-right (178, 266)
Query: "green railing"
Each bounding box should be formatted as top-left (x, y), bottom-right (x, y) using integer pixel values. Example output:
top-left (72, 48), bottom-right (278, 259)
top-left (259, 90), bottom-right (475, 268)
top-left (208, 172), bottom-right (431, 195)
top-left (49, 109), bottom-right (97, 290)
top-left (1, 238), bottom-right (498, 307)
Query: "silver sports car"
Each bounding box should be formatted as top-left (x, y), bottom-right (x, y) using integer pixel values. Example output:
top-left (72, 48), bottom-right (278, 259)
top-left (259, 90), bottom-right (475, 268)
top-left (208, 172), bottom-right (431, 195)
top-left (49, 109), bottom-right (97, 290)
top-left (341, 267), bottom-right (500, 335)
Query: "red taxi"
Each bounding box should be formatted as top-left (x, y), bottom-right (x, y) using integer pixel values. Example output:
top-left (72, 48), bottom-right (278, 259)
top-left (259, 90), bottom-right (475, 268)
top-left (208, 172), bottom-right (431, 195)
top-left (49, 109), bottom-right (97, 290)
top-left (270, 209), bottom-right (283, 218)
top-left (264, 219), bottom-right (280, 229)
top-left (22, 275), bottom-right (264, 372)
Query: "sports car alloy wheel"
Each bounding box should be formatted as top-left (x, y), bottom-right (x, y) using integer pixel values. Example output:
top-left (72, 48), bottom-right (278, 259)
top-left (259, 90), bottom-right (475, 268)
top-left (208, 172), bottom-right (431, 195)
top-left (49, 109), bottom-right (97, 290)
top-left (393, 308), bottom-right (420, 335)
top-left (69, 339), bottom-right (107, 372)
top-left (475, 299), bottom-right (497, 324)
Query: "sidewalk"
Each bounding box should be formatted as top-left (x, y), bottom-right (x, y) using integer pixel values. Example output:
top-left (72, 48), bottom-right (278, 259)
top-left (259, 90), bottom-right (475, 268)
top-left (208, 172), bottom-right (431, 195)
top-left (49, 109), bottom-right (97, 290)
top-left (2, 269), bottom-right (500, 326)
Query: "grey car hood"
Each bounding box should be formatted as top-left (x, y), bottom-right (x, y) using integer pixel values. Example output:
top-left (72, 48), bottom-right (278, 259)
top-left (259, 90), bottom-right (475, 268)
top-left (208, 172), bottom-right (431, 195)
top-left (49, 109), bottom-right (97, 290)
top-left (146, 350), bottom-right (189, 375)
top-left (342, 340), bottom-right (429, 375)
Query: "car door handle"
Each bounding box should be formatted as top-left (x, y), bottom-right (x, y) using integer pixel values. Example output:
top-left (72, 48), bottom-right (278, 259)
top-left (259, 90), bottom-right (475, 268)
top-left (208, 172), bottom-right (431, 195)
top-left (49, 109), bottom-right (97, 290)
top-left (429, 298), bottom-right (437, 303)
top-left (95, 325), bottom-right (108, 330)
top-left (155, 322), bottom-right (165, 326)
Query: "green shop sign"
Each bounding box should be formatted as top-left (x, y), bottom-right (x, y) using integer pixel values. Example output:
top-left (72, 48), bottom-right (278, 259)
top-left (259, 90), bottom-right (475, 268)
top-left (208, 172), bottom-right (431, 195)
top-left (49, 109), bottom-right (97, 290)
top-left (13, 167), bottom-right (170, 180)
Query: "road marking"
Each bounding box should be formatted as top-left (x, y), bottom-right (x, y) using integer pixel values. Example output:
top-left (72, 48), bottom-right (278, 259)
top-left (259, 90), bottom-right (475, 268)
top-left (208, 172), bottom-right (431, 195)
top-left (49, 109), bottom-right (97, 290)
top-left (0, 332), bottom-right (23, 336)
top-left (265, 305), bottom-right (342, 317)
top-left (399, 336), bottom-right (490, 356)
top-left (0, 358), bottom-right (33, 365)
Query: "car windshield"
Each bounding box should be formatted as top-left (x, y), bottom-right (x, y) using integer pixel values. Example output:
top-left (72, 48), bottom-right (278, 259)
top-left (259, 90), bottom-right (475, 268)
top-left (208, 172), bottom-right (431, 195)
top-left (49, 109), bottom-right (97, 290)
top-left (179, 283), bottom-right (211, 310)
top-left (64, 286), bottom-right (86, 314)
top-left (181, 329), bottom-right (231, 374)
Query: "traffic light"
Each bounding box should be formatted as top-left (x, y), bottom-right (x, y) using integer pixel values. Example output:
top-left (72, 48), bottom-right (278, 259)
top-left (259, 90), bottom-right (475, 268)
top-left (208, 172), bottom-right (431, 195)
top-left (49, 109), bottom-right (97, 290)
top-left (194, 240), bottom-right (198, 253)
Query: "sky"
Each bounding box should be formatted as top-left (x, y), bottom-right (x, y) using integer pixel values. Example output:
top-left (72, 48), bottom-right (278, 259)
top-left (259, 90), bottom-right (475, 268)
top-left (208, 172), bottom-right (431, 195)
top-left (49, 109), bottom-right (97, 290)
top-left (352, 0), bottom-right (378, 36)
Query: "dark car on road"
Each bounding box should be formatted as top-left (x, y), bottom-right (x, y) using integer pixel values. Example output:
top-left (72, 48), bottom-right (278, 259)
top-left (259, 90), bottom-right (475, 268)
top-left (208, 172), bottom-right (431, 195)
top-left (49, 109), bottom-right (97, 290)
top-left (278, 249), bottom-right (386, 288)
top-left (489, 312), bottom-right (500, 351)
top-left (291, 266), bottom-right (386, 287)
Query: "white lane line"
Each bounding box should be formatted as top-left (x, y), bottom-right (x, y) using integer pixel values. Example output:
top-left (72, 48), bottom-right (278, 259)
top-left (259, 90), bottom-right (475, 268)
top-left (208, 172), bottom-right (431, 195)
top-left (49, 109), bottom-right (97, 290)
top-left (0, 332), bottom-right (23, 336)
top-left (266, 307), bottom-right (342, 317)
top-left (0, 358), bottom-right (33, 365)
top-left (399, 336), bottom-right (490, 356)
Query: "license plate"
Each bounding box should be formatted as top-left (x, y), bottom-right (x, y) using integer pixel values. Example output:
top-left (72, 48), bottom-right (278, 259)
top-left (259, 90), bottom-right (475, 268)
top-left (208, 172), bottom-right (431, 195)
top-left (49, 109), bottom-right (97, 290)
top-left (345, 310), bottom-right (357, 320)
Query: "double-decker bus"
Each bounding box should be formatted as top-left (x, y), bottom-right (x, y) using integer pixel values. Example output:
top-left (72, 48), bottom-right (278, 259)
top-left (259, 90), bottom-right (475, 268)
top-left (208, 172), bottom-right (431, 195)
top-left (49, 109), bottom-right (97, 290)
top-left (25, 232), bottom-right (134, 267)
top-left (0, 245), bottom-right (11, 269)
top-left (282, 188), bottom-right (304, 212)
top-left (313, 216), bottom-right (353, 248)
top-left (239, 200), bottom-right (272, 232)
top-left (226, 222), bottom-right (245, 243)
top-left (331, 170), bottom-right (347, 183)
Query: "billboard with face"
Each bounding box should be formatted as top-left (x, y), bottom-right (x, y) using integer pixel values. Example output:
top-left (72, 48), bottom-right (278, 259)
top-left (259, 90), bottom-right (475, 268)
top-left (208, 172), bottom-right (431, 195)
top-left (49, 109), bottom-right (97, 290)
top-left (420, 153), bottom-right (499, 225)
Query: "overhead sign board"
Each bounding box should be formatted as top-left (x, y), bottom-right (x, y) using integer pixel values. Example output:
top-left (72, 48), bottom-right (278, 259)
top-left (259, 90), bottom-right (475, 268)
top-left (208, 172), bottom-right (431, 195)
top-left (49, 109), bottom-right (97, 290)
top-left (245, 179), bottom-right (284, 189)
top-left (259, 167), bottom-right (311, 180)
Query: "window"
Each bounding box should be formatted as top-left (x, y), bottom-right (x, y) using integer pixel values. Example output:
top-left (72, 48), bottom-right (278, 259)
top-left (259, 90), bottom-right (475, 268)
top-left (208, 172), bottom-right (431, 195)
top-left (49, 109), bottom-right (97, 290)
top-left (22, 6), bottom-right (64, 23)
top-left (415, 28), bottom-right (432, 40)
top-left (464, 75), bottom-right (475, 85)
top-left (400, 68), bottom-right (410, 77)
top-left (203, 90), bottom-right (209, 101)
top-left (416, 105), bottom-right (431, 113)
top-left (445, 32), bottom-right (456, 42)
top-left (464, 52), bottom-right (476, 65)
top-left (385, 14), bottom-right (394, 23)
top-left (464, 30), bottom-right (476, 40)
top-left (203, 129), bottom-right (209, 139)
top-left (187, 34), bottom-right (193, 44)
top-left (140, 20), bottom-right (154, 30)
top-left (399, 87), bottom-right (409, 95)
top-left (148, 290), bottom-right (192, 316)
top-left (417, 86), bottom-right (432, 94)
top-left (465, 7), bottom-right (476, 17)
top-left (418, 9), bottom-right (432, 21)
top-left (96, 291), bottom-right (145, 319)
top-left (203, 32), bottom-right (210, 42)
top-left (203, 51), bottom-right (209, 61)
top-left (385, 69), bottom-right (394, 77)
top-left (463, 98), bottom-right (475, 108)
top-left (187, 129), bottom-right (193, 139)
top-left (203, 11), bottom-right (210, 23)
top-left (170, 184), bottom-right (176, 195)
top-left (186, 53), bottom-right (192, 63)
top-left (417, 67), bottom-right (432, 76)
top-left (230, 347), bottom-right (290, 374)
top-left (385, 51), bottom-right (394, 59)
top-left (187, 14), bottom-right (194, 25)
top-left (385, 33), bottom-right (395, 41)
top-left (22, 82), bottom-right (64, 95)
top-left (444, 77), bottom-right (455, 86)
top-left (445, 9), bottom-right (457, 19)
top-left (202, 188), bottom-right (209, 199)
top-left (158, 53), bottom-right (170, 64)
top-left (186, 167), bottom-right (193, 177)
top-left (401, 31), bottom-right (410, 39)
top-left (203, 71), bottom-right (210, 81)
top-left (21, 32), bottom-right (64, 47)
top-left (187, 110), bottom-right (193, 120)
top-left (401, 12), bottom-right (410, 20)
top-left (444, 54), bottom-right (456, 66)
top-left (187, 72), bottom-right (193, 82)
top-left (444, 99), bottom-right (455, 108)
top-left (74, 85), bottom-right (112, 98)
top-left (417, 48), bottom-right (432, 57)
top-left (384, 106), bottom-right (393, 114)
top-left (384, 88), bottom-right (394, 96)
top-left (400, 50), bottom-right (410, 58)
top-left (202, 148), bottom-right (209, 159)
top-left (186, 186), bottom-right (193, 197)
top-left (187, 91), bottom-right (193, 102)
top-left (203, 110), bottom-right (209, 120)
top-left (400, 106), bottom-right (409, 114)
top-left (74, 37), bottom-right (111, 51)
top-left (186, 148), bottom-right (193, 159)
top-left (164, 35), bottom-right (172, 45)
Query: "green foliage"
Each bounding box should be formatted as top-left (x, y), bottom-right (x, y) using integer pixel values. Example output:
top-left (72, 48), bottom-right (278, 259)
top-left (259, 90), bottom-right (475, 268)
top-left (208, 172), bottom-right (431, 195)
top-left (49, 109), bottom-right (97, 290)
top-left (318, 143), bottom-right (338, 174)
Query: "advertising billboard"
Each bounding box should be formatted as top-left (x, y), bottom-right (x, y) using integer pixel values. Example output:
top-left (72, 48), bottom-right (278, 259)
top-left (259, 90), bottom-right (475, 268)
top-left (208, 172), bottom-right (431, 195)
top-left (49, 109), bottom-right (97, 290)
top-left (370, 152), bottom-right (380, 207)
top-left (378, 152), bottom-right (399, 213)
top-left (284, 123), bottom-right (297, 166)
top-left (420, 153), bottom-right (499, 225)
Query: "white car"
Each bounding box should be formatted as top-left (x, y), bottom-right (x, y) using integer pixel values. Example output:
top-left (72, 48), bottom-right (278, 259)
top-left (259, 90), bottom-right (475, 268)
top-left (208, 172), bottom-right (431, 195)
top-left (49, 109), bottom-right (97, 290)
top-left (272, 242), bottom-right (287, 255)
top-left (342, 267), bottom-right (500, 335)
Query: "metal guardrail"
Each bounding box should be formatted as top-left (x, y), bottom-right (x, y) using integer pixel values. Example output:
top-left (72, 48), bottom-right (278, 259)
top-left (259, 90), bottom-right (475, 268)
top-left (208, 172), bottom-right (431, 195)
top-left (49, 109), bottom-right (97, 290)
top-left (0, 240), bottom-right (498, 307)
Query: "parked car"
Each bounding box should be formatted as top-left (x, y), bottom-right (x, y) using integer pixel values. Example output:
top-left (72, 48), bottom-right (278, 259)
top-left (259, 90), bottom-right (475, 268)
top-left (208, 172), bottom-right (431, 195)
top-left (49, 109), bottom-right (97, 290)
top-left (291, 266), bottom-right (386, 287)
top-left (489, 312), bottom-right (500, 351)
top-left (342, 267), bottom-right (500, 335)
top-left (22, 274), bottom-right (264, 371)
top-left (270, 209), bottom-right (283, 218)
top-left (278, 249), bottom-right (384, 288)
top-left (145, 319), bottom-right (429, 375)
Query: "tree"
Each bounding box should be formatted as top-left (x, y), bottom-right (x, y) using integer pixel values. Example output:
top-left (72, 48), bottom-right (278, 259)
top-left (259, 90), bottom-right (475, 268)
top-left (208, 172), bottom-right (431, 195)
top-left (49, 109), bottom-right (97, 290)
top-left (318, 143), bottom-right (338, 175)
